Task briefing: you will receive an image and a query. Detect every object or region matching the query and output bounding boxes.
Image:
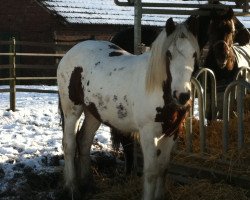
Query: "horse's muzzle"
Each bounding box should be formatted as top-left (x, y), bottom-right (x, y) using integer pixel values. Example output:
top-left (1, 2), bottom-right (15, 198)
top-left (173, 90), bottom-right (191, 106)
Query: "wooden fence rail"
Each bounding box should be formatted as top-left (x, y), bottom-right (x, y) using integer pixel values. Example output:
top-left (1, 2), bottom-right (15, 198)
top-left (0, 38), bottom-right (74, 111)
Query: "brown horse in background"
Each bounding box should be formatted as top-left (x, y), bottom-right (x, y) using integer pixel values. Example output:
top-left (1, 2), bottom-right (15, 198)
top-left (205, 7), bottom-right (250, 88)
top-left (204, 7), bottom-right (250, 119)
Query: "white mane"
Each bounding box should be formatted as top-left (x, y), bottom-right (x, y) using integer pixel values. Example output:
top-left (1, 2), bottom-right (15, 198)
top-left (145, 23), bottom-right (200, 93)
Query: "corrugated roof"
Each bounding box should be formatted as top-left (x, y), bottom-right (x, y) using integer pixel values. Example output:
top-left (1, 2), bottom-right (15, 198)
top-left (38, 0), bottom-right (250, 27)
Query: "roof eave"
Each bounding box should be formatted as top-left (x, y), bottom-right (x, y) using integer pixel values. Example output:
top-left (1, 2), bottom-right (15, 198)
top-left (34, 0), bottom-right (70, 26)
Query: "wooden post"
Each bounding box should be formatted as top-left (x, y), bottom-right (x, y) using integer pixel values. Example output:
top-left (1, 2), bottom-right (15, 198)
top-left (9, 37), bottom-right (16, 111)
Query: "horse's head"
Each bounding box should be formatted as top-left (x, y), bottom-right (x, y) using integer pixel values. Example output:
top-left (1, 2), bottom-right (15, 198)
top-left (166, 17), bottom-right (200, 106)
top-left (208, 7), bottom-right (236, 69)
top-left (146, 17), bottom-right (199, 106)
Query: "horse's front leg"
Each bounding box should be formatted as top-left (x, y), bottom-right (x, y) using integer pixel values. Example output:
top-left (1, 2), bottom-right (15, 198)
top-left (154, 135), bottom-right (176, 200)
top-left (140, 124), bottom-right (162, 200)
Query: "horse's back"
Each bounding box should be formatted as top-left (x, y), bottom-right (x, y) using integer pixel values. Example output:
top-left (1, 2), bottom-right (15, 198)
top-left (59, 40), bottom-right (130, 68)
top-left (57, 40), bottom-right (133, 89)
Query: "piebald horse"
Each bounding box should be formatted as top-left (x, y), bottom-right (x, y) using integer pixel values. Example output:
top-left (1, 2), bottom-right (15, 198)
top-left (57, 17), bottom-right (199, 200)
top-left (110, 5), bottom-right (250, 172)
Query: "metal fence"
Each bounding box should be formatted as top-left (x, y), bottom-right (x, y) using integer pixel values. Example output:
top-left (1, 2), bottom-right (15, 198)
top-left (189, 67), bottom-right (250, 156)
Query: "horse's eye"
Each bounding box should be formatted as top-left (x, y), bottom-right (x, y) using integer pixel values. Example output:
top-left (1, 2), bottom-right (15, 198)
top-left (193, 52), bottom-right (197, 58)
top-left (166, 50), bottom-right (172, 60)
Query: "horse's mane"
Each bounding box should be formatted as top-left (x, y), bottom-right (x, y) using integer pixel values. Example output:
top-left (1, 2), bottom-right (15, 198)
top-left (145, 23), bottom-right (199, 93)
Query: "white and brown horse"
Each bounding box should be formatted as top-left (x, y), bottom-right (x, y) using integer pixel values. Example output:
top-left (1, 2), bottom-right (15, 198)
top-left (57, 17), bottom-right (199, 200)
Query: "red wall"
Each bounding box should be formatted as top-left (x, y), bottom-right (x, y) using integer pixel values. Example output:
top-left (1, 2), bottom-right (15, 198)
top-left (0, 0), bottom-right (130, 83)
top-left (0, 0), bottom-right (60, 41)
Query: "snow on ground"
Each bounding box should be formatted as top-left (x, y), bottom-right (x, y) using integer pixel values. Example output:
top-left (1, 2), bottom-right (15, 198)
top-left (0, 85), bottom-right (112, 194)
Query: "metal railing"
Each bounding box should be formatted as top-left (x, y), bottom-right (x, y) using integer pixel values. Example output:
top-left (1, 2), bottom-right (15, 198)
top-left (222, 80), bottom-right (250, 154)
top-left (114, 0), bottom-right (250, 15)
top-left (185, 67), bottom-right (250, 156)
top-left (193, 68), bottom-right (217, 120)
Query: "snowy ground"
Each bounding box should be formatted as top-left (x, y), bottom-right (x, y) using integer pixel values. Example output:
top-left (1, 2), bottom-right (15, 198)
top-left (0, 85), bottom-right (112, 197)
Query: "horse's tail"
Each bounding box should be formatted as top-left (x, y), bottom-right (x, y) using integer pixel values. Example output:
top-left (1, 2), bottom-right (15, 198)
top-left (58, 94), bottom-right (65, 133)
top-left (110, 129), bottom-right (141, 174)
top-left (110, 128), bottom-right (123, 151)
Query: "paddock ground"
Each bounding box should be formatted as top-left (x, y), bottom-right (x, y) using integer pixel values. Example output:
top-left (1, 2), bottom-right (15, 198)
top-left (0, 153), bottom-right (249, 200)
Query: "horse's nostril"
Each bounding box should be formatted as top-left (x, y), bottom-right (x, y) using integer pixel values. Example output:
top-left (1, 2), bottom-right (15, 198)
top-left (173, 90), bottom-right (178, 99)
top-left (179, 92), bottom-right (191, 105)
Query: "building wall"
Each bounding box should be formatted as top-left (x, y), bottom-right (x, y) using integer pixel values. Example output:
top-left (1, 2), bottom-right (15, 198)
top-left (0, 0), bottom-right (59, 42)
top-left (0, 0), bottom-right (130, 84)
top-left (55, 24), bottom-right (130, 44)
top-left (0, 0), bottom-right (131, 46)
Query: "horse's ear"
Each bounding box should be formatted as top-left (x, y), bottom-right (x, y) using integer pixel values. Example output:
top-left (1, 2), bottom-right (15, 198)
top-left (186, 16), bottom-right (198, 37)
top-left (225, 7), bottom-right (234, 20)
top-left (165, 18), bottom-right (176, 36)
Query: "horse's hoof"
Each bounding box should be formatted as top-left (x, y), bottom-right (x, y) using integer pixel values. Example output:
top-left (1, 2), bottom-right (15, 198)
top-left (59, 186), bottom-right (82, 200)
top-left (78, 177), bottom-right (97, 194)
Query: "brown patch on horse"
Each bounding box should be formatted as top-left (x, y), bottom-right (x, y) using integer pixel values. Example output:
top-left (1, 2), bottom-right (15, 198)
top-left (69, 67), bottom-right (104, 121)
top-left (109, 51), bottom-right (123, 57)
top-left (116, 103), bottom-right (128, 119)
top-left (68, 66), bottom-right (84, 105)
top-left (155, 50), bottom-right (190, 138)
top-left (85, 102), bottom-right (102, 122)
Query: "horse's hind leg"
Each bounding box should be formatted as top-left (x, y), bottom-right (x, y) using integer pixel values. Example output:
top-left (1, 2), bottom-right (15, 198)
top-left (61, 103), bottom-right (83, 197)
top-left (75, 108), bottom-right (101, 192)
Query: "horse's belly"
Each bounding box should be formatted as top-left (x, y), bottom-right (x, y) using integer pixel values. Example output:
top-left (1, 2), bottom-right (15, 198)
top-left (84, 88), bottom-right (138, 133)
